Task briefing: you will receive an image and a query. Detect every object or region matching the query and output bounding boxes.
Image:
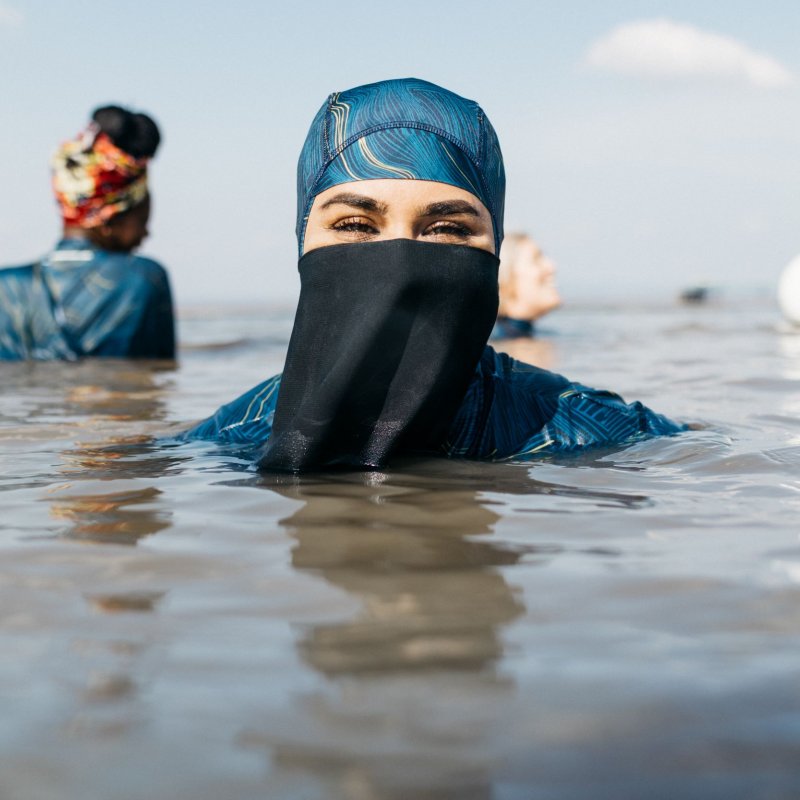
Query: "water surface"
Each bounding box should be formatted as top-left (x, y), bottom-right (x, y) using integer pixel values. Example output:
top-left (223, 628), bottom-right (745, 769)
top-left (1, 301), bottom-right (799, 799)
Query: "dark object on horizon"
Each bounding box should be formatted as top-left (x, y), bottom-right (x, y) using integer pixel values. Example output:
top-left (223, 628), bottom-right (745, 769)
top-left (680, 286), bottom-right (712, 305)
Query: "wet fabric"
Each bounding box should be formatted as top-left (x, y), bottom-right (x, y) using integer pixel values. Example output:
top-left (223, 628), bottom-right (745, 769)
top-left (52, 128), bottom-right (149, 228)
top-left (179, 347), bottom-right (686, 458)
top-left (0, 238), bottom-right (174, 360)
top-left (257, 239), bottom-right (499, 472)
top-left (296, 78), bottom-right (505, 252)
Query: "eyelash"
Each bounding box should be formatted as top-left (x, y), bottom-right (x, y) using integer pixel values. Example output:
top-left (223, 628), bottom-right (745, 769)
top-left (425, 222), bottom-right (472, 238)
top-left (331, 218), bottom-right (377, 234)
top-left (329, 218), bottom-right (473, 238)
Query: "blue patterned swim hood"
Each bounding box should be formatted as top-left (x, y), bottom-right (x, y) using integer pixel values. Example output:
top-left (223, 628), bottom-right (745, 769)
top-left (296, 77), bottom-right (506, 254)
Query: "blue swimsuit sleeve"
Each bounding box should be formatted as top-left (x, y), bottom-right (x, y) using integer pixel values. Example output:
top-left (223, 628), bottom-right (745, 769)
top-left (179, 374), bottom-right (281, 445)
top-left (508, 384), bottom-right (686, 458)
top-left (446, 347), bottom-right (686, 460)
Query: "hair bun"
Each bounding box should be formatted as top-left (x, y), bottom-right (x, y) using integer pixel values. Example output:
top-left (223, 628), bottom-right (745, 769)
top-left (91, 104), bottom-right (161, 158)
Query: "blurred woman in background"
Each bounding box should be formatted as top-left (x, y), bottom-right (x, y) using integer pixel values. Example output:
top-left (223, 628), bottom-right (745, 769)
top-left (492, 232), bottom-right (561, 340)
top-left (0, 105), bottom-right (174, 360)
top-left (491, 232), bottom-right (562, 367)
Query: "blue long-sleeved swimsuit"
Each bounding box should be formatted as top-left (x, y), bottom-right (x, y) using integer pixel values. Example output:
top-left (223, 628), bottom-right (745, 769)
top-left (181, 346), bottom-right (685, 460)
top-left (0, 238), bottom-right (174, 360)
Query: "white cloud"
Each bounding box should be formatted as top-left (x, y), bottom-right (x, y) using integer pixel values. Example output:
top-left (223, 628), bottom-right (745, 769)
top-left (0, 2), bottom-right (22, 26)
top-left (585, 18), bottom-right (794, 89)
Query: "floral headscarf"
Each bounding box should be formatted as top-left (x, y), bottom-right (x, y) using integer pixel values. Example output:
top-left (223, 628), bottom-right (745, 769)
top-left (51, 125), bottom-right (149, 228)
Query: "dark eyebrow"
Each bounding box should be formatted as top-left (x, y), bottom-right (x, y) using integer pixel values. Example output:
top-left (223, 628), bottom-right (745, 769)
top-left (319, 192), bottom-right (388, 214)
top-left (418, 200), bottom-right (481, 218)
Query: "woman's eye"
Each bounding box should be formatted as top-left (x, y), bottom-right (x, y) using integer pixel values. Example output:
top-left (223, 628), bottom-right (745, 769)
top-left (425, 222), bottom-right (473, 239)
top-left (330, 218), bottom-right (378, 235)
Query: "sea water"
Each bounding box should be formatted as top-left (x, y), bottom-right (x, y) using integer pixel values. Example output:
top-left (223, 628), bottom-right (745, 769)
top-left (0, 299), bottom-right (799, 799)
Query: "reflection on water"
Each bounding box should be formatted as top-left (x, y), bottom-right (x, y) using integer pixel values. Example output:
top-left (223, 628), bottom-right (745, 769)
top-left (63, 372), bottom-right (169, 421)
top-left (236, 471), bottom-right (522, 799)
top-left (30, 364), bottom-right (186, 545)
top-left (49, 486), bottom-right (171, 545)
top-left (0, 363), bottom-right (183, 777)
top-left (226, 463), bottom-right (659, 798)
top-left (84, 590), bottom-right (166, 613)
top-left (58, 441), bottom-right (187, 480)
top-left (0, 359), bottom-right (175, 424)
top-left (279, 475), bottom-right (525, 674)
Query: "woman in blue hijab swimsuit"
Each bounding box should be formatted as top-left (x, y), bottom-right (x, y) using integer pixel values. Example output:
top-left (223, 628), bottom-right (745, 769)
top-left (0, 105), bottom-right (175, 361)
top-left (182, 78), bottom-right (684, 471)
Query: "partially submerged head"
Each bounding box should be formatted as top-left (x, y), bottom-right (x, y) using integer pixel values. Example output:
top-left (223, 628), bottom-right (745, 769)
top-left (498, 232), bottom-right (561, 322)
top-left (52, 105), bottom-right (160, 253)
top-left (296, 77), bottom-right (505, 256)
top-left (259, 78), bottom-right (507, 472)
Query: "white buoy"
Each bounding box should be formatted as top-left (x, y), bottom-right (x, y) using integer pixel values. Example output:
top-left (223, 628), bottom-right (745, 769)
top-left (778, 255), bottom-right (800, 325)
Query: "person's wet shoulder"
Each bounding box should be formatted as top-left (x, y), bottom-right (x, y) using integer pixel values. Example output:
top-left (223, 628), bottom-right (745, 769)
top-left (95, 252), bottom-right (170, 290)
top-left (125, 253), bottom-right (169, 281)
top-left (0, 262), bottom-right (37, 283)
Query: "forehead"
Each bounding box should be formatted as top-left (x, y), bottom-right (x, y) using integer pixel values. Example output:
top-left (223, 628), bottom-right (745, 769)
top-left (310, 179), bottom-right (491, 218)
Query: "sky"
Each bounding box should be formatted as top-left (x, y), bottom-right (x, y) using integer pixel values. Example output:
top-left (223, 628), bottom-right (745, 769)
top-left (1, 0), bottom-right (798, 307)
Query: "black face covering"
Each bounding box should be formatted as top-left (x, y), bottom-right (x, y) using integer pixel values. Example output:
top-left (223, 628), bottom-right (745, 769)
top-left (257, 239), bottom-right (499, 472)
